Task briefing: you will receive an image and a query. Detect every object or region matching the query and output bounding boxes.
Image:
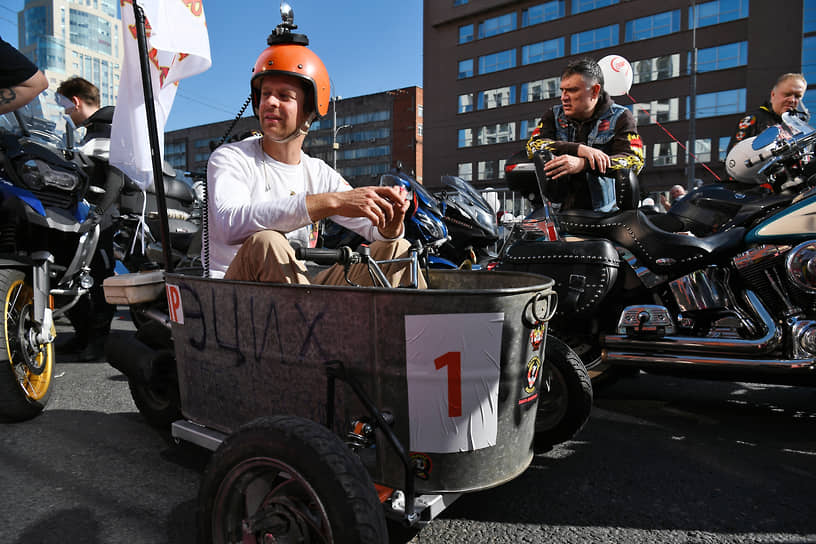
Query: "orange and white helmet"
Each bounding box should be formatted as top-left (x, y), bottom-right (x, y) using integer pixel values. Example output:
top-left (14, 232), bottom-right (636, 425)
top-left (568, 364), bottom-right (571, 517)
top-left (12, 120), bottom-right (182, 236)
top-left (250, 7), bottom-right (330, 122)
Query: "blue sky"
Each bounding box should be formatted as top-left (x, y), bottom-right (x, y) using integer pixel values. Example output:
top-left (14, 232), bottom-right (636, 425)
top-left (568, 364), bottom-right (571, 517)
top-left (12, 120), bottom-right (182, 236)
top-left (0, 1), bottom-right (423, 131)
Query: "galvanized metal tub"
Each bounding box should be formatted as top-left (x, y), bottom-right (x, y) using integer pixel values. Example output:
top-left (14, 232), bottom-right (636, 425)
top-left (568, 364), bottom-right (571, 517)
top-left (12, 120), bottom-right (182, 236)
top-left (166, 269), bottom-right (554, 493)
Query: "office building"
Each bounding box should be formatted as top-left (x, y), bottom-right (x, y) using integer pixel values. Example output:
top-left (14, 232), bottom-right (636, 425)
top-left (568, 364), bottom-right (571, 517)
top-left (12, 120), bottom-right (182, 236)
top-left (164, 86), bottom-right (424, 187)
top-left (17, 0), bottom-right (122, 109)
top-left (424, 0), bottom-right (816, 193)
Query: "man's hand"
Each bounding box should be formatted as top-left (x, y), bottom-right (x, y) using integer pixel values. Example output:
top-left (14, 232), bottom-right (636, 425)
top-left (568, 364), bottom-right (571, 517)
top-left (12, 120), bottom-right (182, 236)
top-left (309, 186), bottom-right (407, 238)
top-left (577, 144), bottom-right (611, 173)
top-left (543, 154), bottom-right (588, 179)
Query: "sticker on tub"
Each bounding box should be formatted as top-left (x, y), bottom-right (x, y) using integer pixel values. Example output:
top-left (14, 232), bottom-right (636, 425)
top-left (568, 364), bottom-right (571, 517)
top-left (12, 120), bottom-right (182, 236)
top-left (405, 312), bottom-right (503, 453)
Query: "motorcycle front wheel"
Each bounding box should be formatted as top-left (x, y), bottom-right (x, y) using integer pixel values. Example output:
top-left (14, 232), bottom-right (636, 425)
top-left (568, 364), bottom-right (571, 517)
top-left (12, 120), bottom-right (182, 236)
top-left (0, 269), bottom-right (54, 422)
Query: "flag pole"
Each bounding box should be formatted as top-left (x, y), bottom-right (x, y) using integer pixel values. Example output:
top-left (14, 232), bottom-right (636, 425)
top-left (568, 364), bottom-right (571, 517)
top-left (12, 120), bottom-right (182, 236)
top-left (131, 0), bottom-right (174, 273)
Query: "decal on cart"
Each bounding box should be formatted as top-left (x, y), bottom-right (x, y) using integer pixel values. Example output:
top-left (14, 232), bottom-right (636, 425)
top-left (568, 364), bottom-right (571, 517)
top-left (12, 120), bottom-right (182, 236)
top-left (410, 452), bottom-right (433, 480)
top-left (519, 355), bottom-right (541, 406)
top-left (529, 322), bottom-right (546, 350)
top-left (405, 313), bottom-right (503, 453)
top-left (166, 283), bottom-right (184, 324)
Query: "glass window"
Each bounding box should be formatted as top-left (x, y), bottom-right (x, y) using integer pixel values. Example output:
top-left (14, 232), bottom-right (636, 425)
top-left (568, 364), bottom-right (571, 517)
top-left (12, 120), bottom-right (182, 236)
top-left (478, 13), bottom-right (517, 39)
top-left (477, 86), bottom-right (516, 110)
top-left (458, 163), bottom-right (473, 181)
top-left (572, 0), bottom-right (618, 14)
top-left (454, 0), bottom-right (469, 5)
top-left (478, 160), bottom-right (501, 180)
top-left (630, 98), bottom-right (680, 125)
top-left (418, 105), bottom-right (423, 118)
top-left (339, 145), bottom-right (391, 161)
top-left (689, 0), bottom-right (749, 29)
top-left (458, 59), bottom-right (474, 79)
top-left (520, 118), bottom-right (542, 140)
top-left (479, 49), bottom-right (516, 75)
top-left (69, 9), bottom-right (112, 55)
top-left (458, 93), bottom-right (474, 114)
top-left (805, 0), bottom-right (816, 33)
top-left (520, 77), bottom-right (560, 102)
top-left (459, 24), bottom-right (474, 44)
top-left (653, 142), bottom-right (678, 166)
top-left (625, 10), bottom-right (680, 42)
top-left (695, 41), bottom-right (747, 73)
top-left (803, 36), bottom-right (816, 84)
top-left (691, 138), bottom-right (711, 163)
top-left (23, 6), bottom-right (49, 48)
top-left (477, 122), bottom-right (516, 145)
top-left (522, 38), bottom-right (565, 65)
top-left (803, 94), bottom-right (816, 119)
top-left (632, 54), bottom-right (680, 83)
top-left (718, 136), bottom-right (731, 161)
top-left (571, 24), bottom-right (619, 54)
top-left (458, 128), bottom-right (473, 148)
top-left (690, 88), bottom-right (746, 119)
top-left (522, 1), bottom-right (565, 26)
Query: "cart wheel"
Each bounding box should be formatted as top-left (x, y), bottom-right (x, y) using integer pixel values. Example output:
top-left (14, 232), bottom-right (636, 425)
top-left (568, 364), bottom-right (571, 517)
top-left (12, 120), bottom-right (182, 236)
top-left (534, 335), bottom-right (593, 451)
top-left (128, 350), bottom-right (181, 430)
top-left (198, 415), bottom-right (388, 544)
top-left (0, 270), bottom-right (54, 422)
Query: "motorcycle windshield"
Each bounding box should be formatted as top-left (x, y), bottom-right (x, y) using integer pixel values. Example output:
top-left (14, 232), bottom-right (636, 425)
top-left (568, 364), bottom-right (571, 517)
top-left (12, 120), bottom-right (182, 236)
top-left (439, 175), bottom-right (499, 237)
top-left (0, 90), bottom-right (80, 150)
top-left (782, 111), bottom-right (816, 139)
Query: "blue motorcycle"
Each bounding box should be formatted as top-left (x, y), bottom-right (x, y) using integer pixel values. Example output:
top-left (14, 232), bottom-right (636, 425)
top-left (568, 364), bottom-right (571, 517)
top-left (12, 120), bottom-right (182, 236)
top-left (0, 100), bottom-right (102, 421)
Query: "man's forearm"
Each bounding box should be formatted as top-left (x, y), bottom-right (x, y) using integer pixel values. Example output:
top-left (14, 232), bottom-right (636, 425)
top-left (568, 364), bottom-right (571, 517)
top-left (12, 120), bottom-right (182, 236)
top-left (0, 71), bottom-right (48, 115)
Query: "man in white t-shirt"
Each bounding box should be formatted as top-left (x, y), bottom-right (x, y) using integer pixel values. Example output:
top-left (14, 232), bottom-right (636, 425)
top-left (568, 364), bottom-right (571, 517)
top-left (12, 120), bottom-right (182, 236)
top-left (208, 30), bottom-right (420, 287)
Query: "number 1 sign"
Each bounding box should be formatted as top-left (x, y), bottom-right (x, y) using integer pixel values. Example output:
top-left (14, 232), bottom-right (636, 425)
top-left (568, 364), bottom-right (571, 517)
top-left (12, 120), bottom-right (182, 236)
top-left (405, 313), bottom-right (504, 453)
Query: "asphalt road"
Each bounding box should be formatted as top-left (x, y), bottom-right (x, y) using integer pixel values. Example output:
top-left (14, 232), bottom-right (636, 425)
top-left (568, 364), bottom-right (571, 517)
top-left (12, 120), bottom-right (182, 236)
top-left (1, 312), bottom-right (815, 543)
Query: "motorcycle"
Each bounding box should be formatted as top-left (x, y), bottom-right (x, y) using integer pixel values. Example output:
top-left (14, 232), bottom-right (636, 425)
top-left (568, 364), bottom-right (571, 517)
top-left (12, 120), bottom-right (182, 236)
top-left (497, 118), bottom-right (816, 388)
top-left (652, 112), bottom-right (814, 237)
top-left (0, 100), bottom-right (103, 421)
top-left (323, 169), bottom-right (499, 270)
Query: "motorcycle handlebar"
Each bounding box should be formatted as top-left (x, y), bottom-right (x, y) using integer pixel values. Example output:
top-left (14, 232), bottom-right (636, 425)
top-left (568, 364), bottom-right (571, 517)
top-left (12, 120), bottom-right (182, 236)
top-left (295, 246), bottom-right (361, 266)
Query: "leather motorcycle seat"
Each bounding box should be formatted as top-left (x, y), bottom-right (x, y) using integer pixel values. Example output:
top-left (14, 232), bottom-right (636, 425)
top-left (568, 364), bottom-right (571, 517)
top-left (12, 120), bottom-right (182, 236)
top-left (558, 208), bottom-right (746, 276)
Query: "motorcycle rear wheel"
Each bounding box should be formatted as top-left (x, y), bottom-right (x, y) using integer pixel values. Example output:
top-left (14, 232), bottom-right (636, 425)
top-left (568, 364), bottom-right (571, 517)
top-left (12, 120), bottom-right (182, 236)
top-left (0, 269), bottom-right (54, 422)
top-left (534, 335), bottom-right (593, 451)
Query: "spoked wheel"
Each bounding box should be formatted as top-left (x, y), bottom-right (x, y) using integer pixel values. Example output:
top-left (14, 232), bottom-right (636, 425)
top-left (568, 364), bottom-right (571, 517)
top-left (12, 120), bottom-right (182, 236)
top-left (534, 335), bottom-right (593, 451)
top-left (199, 415), bottom-right (388, 544)
top-left (0, 269), bottom-right (54, 422)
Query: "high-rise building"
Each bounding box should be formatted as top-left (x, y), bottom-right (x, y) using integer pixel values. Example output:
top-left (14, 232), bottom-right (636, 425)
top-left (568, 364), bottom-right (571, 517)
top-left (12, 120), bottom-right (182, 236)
top-left (17, 0), bottom-right (122, 107)
top-left (424, 0), bottom-right (816, 193)
top-left (164, 86), bottom-right (424, 188)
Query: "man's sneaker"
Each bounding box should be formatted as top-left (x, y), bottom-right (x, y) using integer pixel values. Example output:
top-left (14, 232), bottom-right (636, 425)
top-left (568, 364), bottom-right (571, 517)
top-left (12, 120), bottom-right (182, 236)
top-left (77, 337), bottom-right (107, 362)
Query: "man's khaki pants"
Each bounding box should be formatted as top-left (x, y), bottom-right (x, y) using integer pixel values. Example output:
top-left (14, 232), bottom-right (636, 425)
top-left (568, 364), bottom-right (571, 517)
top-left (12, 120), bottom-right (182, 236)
top-left (224, 230), bottom-right (427, 288)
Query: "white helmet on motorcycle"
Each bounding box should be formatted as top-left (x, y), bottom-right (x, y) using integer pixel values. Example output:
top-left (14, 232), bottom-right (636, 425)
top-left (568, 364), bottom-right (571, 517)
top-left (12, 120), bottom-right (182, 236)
top-left (725, 125), bottom-right (781, 183)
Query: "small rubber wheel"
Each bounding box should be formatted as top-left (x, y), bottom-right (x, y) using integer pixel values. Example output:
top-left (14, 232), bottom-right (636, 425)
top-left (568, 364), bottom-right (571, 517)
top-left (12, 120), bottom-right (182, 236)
top-left (198, 415), bottom-right (388, 543)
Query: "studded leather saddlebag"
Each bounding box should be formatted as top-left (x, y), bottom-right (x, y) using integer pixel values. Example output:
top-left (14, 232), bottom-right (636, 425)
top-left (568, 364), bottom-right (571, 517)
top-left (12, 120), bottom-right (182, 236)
top-left (497, 238), bottom-right (619, 317)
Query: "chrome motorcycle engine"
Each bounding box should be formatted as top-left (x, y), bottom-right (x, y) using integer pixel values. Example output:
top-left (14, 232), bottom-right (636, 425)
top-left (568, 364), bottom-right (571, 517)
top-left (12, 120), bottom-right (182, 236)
top-left (785, 241), bottom-right (816, 293)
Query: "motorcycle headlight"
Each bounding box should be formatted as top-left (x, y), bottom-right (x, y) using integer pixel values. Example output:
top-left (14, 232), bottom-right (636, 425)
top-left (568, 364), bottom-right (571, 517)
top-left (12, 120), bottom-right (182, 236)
top-left (20, 158), bottom-right (80, 192)
top-left (786, 241), bottom-right (816, 293)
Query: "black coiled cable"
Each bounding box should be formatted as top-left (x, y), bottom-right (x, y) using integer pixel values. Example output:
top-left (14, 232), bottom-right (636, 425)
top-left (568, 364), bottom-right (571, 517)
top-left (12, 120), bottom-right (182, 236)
top-left (201, 94), bottom-right (252, 277)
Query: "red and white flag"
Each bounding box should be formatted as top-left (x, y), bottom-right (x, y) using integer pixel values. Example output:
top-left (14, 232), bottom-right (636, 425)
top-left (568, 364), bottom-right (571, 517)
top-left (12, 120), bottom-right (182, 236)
top-left (110, 0), bottom-right (211, 190)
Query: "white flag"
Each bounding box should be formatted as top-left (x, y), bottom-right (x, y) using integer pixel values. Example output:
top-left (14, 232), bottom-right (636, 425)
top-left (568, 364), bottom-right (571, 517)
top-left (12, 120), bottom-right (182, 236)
top-left (110, 0), bottom-right (211, 190)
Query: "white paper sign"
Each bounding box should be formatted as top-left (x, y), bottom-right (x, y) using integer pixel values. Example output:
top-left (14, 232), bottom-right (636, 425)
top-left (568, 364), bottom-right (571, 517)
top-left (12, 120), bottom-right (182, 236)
top-left (405, 313), bottom-right (504, 453)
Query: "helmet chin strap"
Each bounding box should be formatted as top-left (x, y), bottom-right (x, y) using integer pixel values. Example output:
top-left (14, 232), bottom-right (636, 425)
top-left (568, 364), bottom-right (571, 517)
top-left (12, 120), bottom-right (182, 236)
top-left (264, 113), bottom-right (316, 144)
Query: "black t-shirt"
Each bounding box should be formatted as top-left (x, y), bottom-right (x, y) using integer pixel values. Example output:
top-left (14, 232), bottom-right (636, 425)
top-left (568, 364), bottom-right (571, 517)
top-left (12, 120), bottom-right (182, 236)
top-left (0, 36), bottom-right (38, 89)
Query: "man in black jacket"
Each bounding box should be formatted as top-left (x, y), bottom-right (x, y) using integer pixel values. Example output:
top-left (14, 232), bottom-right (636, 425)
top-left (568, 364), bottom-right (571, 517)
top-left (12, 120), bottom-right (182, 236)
top-left (728, 73), bottom-right (807, 152)
top-left (526, 57), bottom-right (644, 212)
top-left (55, 77), bottom-right (118, 361)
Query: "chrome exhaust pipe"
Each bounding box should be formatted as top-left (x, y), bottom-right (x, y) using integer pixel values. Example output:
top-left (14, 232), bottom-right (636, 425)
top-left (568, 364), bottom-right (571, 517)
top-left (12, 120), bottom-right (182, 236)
top-left (603, 290), bottom-right (783, 355)
top-left (602, 351), bottom-right (816, 373)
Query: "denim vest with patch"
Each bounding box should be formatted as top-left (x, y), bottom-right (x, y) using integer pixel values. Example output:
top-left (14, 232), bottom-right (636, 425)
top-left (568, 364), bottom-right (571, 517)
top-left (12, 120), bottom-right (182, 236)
top-left (552, 103), bottom-right (628, 212)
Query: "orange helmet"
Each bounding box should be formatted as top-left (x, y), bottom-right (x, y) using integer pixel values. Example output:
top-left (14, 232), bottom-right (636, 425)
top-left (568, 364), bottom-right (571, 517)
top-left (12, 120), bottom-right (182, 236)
top-left (251, 43), bottom-right (330, 119)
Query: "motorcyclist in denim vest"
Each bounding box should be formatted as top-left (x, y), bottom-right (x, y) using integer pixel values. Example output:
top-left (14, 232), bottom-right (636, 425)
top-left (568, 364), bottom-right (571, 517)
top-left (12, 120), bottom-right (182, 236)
top-left (526, 58), bottom-right (644, 212)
